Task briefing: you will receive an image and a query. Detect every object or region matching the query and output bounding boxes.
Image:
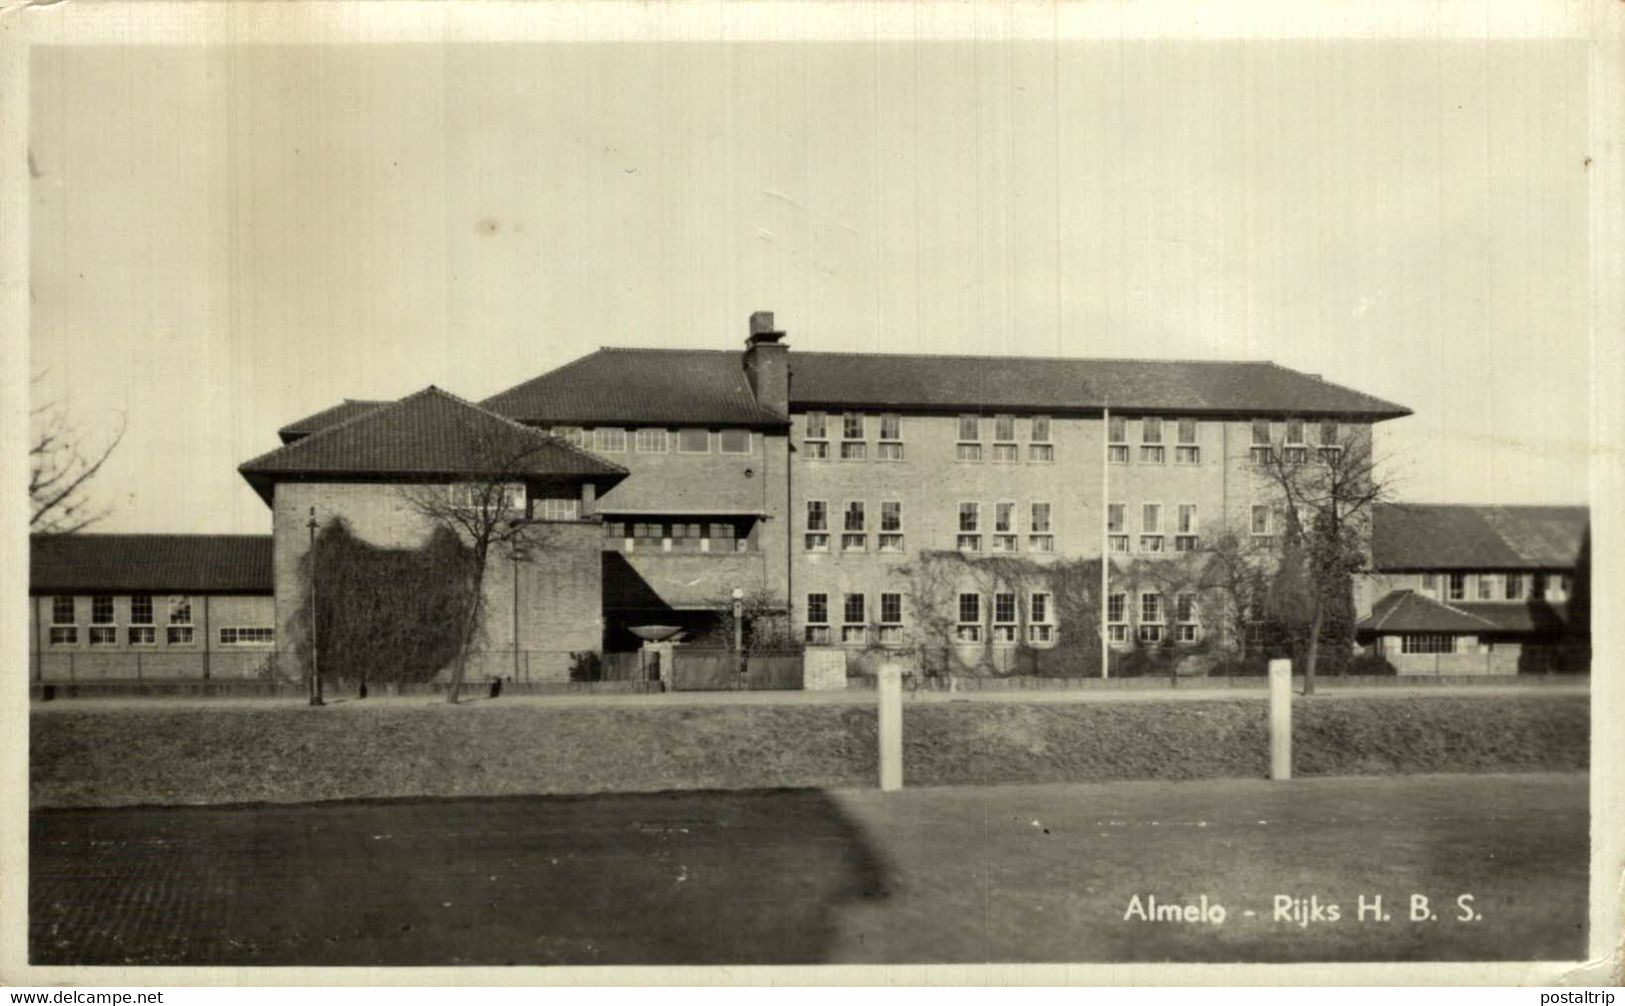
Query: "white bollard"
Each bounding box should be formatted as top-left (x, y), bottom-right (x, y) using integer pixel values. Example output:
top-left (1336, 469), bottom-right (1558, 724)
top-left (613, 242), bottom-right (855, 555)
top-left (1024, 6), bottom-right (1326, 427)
top-left (1269, 658), bottom-right (1292, 781)
top-left (878, 662), bottom-right (903, 791)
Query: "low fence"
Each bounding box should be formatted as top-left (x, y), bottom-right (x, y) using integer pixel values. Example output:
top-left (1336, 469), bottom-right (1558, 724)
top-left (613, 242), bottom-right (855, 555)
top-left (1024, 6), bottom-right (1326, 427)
top-left (668, 648), bottom-right (804, 691)
top-left (31, 650), bottom-right (276, 682)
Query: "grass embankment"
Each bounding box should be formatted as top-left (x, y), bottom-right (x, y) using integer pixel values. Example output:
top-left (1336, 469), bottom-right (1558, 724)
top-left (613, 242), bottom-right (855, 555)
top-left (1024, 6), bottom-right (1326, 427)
top-left (30, 694), bottom-right (1587, 808)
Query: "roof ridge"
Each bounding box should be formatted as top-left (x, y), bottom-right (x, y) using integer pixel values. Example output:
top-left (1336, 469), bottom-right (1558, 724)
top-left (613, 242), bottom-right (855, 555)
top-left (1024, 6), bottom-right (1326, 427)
top-left (1258, 361), bottom-right (1411, 416)
top-left (242, 389), bottom-right (434, 472)
top-left (1368, 589), bottom-right (1410, 632)
top-left (1429, 595), bottom-right (1502, 629)
top-left (596, 345), bottom-right (1279, 367)
top-left (1384, 501), bottom-right (1590, 512)
top-left (31, 532), bottom-right (272, 541)
top-left (429, 386), bottom-right (631, 475)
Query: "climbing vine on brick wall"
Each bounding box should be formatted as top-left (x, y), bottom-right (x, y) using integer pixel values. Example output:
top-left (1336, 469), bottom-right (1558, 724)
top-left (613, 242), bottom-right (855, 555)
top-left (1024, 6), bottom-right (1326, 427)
top-left (292, 518), bottom-right (479, 685)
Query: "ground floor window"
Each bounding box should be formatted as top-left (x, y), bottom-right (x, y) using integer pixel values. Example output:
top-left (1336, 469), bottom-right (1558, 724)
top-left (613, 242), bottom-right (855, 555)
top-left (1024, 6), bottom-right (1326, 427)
top-left (49, 627), bottom-right (77, 646)
top-left (220, 627), bottom-right (275, 646)
top-left (804, 593), bottom-right (829, 644)
top-left (1400, 633), bottom-right (1457, 654)
top-left (956, 593), bottom-right (982, 643)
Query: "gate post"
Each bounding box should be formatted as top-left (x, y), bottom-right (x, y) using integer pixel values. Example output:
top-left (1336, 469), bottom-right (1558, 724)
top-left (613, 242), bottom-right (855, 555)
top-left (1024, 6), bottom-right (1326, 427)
top-left (1269, 658), bottom-right (1292, 780)
top-left (878, 662), bottom-right (903, 791)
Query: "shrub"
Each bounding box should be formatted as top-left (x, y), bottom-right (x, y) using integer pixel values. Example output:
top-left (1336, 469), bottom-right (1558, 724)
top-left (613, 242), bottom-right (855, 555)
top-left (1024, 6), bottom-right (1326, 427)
top-left (1342, 651), bottom-right (1397, 676)
top-left (569, 651), bottom-right (602, 682)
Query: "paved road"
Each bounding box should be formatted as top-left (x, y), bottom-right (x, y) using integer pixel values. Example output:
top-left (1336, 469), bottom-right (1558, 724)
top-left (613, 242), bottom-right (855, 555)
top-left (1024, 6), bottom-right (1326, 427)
top-left (30, 773), bottom-right (1587, 966)
top-left (30, 680), bottom-right (1589, 715)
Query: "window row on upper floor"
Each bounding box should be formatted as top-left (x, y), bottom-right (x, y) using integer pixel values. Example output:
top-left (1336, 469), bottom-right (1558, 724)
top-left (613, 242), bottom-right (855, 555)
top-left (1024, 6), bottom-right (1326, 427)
top-left (545, 426), bottom-right (754, 456)
top-left (803, 499), bottom-right (1056, 555)
top-left (1106, 415), bottom-right (1348, 467)
top-left (801, 411), bottom-right (1055, 464)
top-left (1417, 571), bottom-right (1574, 603)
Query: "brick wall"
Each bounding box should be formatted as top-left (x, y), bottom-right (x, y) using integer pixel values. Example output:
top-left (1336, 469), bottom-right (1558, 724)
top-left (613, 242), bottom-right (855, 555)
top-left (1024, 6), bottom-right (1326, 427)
top-left (29, 593), bottom-right (277, 681)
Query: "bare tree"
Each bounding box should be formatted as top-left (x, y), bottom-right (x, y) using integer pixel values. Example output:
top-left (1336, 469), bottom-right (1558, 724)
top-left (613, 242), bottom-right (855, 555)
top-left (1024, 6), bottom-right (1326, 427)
top-left (399, 421), bottom-right (567, 703)
top-left (30, 374), bottom-right (126, 535)
top-left (1196, 524), bottom-right (1275, 656)
top-left (1254, 426), bottom-right (1389, 694)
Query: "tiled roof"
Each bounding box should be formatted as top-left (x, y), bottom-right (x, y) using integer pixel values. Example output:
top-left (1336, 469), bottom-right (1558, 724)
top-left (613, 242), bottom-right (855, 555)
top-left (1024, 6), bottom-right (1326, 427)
top-left (482, 348), bottom-right (1410, 424)
top-left (1452, 601), bottom-right (1572, 635)
top-left (1357, 590), bottom-right (1500, 634)
top-left (277, 400), bottom-right (387, 443)
top-left (482, 349), bottom-right (792, 427)
top-left (31, 534), bottom-right (273, 595)
top-left (1371, 504), bottom-right (1589, 571)
top-left (789, 352), bottom-right (1411, 417)
top-left (242, 387), bottom-right (628, 502)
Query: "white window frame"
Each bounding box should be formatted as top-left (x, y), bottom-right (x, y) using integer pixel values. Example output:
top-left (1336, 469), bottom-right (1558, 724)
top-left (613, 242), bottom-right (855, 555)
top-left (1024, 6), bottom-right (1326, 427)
top-left (877, 414), bottom-right (904, 461)
top-left (1401, 633), bottom-right (1457, 655)
top-left (51, 595), bottom-right (75, 626)
top-left (804, 500), bottom-right (829, 552)
top-left (1028, 591), bottom-right (1055, 644)
top-left (1140, 502), bottom-right (1164, 553)
top-left (677, 428), bottom-right (710, 454)
top-left (635, 428), bottom-right (669, 453)
top-left (592, 427), bottom-right (627, 452)
top-left (992, 500), bottom-right (1017, 552)
top-left (841, 593), bottom-right (868, 645)
top-left (841, 500), bottom-right (867, 552)
top-left (956, 592), bottom-right (983, 643)
top-left (219, 627), bottom-right (275, 646)
top-left (957, 501), bottom-right (982, 552)
top-left (1447, 573), bottom-right (1466, 601)
top-left (992, 591), bottom-right (1019, 644)
top-left (878, 592), bottom-right (905, 645)
top-left (805, 593), bottom-right (830, 645)
top-left (1107, 592), bottom-right (1128, 643)
top-left (878, 500), bottom-right (904, 553)
top-left (1029, 501), bottom-right (1054, 553)
top-left (718, 429), bottom-right (751, 455)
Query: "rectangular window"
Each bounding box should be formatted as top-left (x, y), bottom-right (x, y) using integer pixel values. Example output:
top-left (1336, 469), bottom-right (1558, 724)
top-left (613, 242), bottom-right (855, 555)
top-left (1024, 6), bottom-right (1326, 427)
top-left (805, 440), bottom-right (830, 460)
top-left (538, 497), bottom-right (581, 521)
top-left (1319, 420), bottom-right (1340, 445)
top-left (1031, 415), bottom-right (1051, 443)
top-left (1177, 417), bottom-right (1197, 444)
top-left (804, 501), bottom-right (829, 552)
top-left (956, 442), bottom-right (983, 462)
top-left (167, 624), bottom-right (194, 646)
top-left (1108, 445), bottom-right (1129, 463)
top-left (992, 501), bottom-right (1017, 552)
top-left (840, 441), bottom-right (867, 461)
top-left (1174, 503), bottom-right (1199, 551)
top-left (1140, 503), bottom-right (1163, 552)
top-left (956, 593), bottom-right (983, 642)
top-left (957, 502), bottom-right (981, 551)
top-left (878, 593), bottom-right (904, 644)
top-left (879, 412), bottom-right (901, 440)
top-left (88, 626), bottom-right (116, 646)
top-left (51, 596), bottom-right (74, 625)
top-left (1421, 572), bottom-right (1438, 593)
top-left (879, 501), bottom-right (904, 552)
top-left (805, 593), bottom-right (830, 644)
top-left (1448, 573), bottom-right (1466, 601)
top-left (842, 412), bottom-right (865, 440)
top-left (806, 411), bottom-right (827, 440)
top-left (1175, 445), bottom-right (1200, 464)
top-left (670, 522), bottom-right (704, 553)
top-left (719, 429), bottom-right (750, 454)
top-left (49, 627), bottom-right (77, 646)
top-left (554, 426), bottom-right (586, 447)
top-left (992, 592), bottom-right (1018, 643)
top-left (635, 428), bottom-right (669, 453)
top-left (1108, 502), bottom-right (1129, 553)
top-left (92, 595), bottom-right (114, 625)
top-left (678, 428), bottom-right (710, 453)
top-left (1285, 418), bottom-right (1305, 444)
top-left (448, 482), bottom-right (527, 511)
top-left (1140, 445), bottom-right (1166, 464)
top-left (1028, 443), bottom-right (1054, 463)
top-left (1250, 505), bottom-right (1273, 537)
top-left (994, 414), bottom-right (1016, 442)
top-left (1142, 417), bottom-right (1163, 444)
top-left (1107, 592), bottom-right (1126, 624)
top-left (1250, 419), bottom-right (1273, 464)
top-left (1175, 418), bottom-right (1199, 462)
top-left (130, 595), bottom-right (153, 625)
top-left (1283, 445), bottom-right (1309, 465)
top-left (1318, 444), bottom-right (1344, 464)
top-left (593, 427), bottom-right (627, 452)
top-left (1029, 502), bottom-right (1053, 553)
top-left (1139, 592), bottom-right (1164, 643)
top-left (220, 627), bottom-right (275, 646)
top-left (842, 593), bottom-right (867, 644)
top-left (127, 625), bottom-right (154, 645)
top-left (1477, 575), bottom-right (1496, 601)
top-left (1108, 414), bottom-right (1127, 444)
top-left (1175, 593), bottom-right (1199, 643)
top-left (842, 501), bottom-right (867, 552)
top-left (876, 441), bottom-right (904, 461)
top-left (708, 522), bottom-right (742, 554)
top-left (1401, 634), bottom-right (1457, 655)
top-left (1505, 574), bottom-right (1524, 601)
top-left (958, 414), bottom-right (981, 442)
top-left (1028, 592), bottom-right (1054, 643)
top-left (992, 443), bottom-right (1019, 463)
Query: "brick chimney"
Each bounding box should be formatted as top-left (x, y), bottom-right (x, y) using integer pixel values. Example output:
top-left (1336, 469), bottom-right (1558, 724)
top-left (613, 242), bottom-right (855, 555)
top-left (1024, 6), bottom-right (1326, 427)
top-left (743, 310), bottom-right (789, 414)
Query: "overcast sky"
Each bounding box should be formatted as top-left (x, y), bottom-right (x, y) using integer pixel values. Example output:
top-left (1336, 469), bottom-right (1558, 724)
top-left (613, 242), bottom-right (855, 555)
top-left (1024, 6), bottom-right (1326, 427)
top-left (29, 37), bottom-right (1590, 535)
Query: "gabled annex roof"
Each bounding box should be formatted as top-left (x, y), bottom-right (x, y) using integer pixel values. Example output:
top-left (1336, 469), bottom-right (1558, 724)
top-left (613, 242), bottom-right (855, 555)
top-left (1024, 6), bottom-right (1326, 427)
top-left (480, 347), bottom-right (1411, 425)
top-left (1356, 590), bottom-right (1500, 635)
top-left (1370, 504), bottom-right (1589, 571)
top-left (277, 399), bottom-right (388, 443)
top-left (242, 387), bottom-right (628, 503)
top-left (31, 534), bottom-right (273, 595)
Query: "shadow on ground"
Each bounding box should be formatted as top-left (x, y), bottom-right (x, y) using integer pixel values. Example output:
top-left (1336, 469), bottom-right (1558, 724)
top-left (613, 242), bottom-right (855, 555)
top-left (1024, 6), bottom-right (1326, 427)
top-left (30, 788), bottom-right (890, 966)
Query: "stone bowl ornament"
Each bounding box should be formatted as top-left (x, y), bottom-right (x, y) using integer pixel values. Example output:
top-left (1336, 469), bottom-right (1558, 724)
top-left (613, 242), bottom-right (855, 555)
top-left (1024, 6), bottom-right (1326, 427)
top-left (628, 625), bottom-right (683, 643)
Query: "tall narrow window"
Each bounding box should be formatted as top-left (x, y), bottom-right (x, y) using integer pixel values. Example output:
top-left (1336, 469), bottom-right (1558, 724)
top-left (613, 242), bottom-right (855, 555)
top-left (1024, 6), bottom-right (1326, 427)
top-left (1250, 419), bottom-right (1273, 464)
top-left (842, 501), bottom-right (867, 552)
top-left (878, 592), bottom-right (904, 644)
top-left (993, 592), bottom-right (1018, 643)
top-left (840, 413), bottom-right (867, 460)
top-left (1107, 592), bottom-right (1128, 642)
top-left (49, 596), bottom-right (76, 646)
top-left (1107, 414), bottom-right (1129, 463)
top-left (128, 594), bottom-right (156, 646)
top-left (1250, 505), bottom-right (1273, 544)
top-left (956, 593), bottom-right (983, 643)
top-left (879, 500), bottom-right (904, 552)
top-left (1175, 593), bottom-right (1199, 643)
top-left (1504, 573), bottom-right (1525, 601)
top-left (1028, 415), bottom-right (1054, 461)
top-left (877, 413), bottom-right (904, 460)
top-left (842, 593), bottom-right (867, 644)
top-left (991, 414), bottom-right (1018, 462)
top-left (1447, 573), bottom-right (1466, 601)
top-left (805, 593), bottom-right (830, 645)
top-left (1140, 417), bottom-right (1165, 464)
top-left (1140, 503), bottom-right (1164, 553)
top-left (1107, 502), bottom-right (1129, 553)
top-left (1029, 502), bottom-right (1054, 553)
top-left (1175, 417), bottom-right (1200, 464)
top-left (1028, 591), bottom-right (1055, 643)
top-left (993, 501), bottom-right (1017, 552)
top-left (804, 412), bottom-right (829, 460)
top-left (1175, 504), bottom-right (1199, 552)
top-left (1282, 419), bottom-right (1308, 464)
top-left (804, 501), bottom-right (829, 552)
top-left (957, 502), bottom-right (982, 552)
top-left (1139, 592), bottom-right (1165, 643)
top-left (167, 596), bottom-right (194, 646)
top-left (1318, 420), bottom-right (1343, 463)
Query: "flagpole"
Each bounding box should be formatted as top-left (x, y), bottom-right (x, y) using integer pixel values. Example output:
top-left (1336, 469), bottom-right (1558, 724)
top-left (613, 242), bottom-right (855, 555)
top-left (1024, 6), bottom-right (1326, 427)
top-left (1101, 402), bottom-right (1110, 679)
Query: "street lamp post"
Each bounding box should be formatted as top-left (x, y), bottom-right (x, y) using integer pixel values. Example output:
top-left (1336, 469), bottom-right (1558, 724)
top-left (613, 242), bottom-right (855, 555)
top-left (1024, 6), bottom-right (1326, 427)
top-left (731, 586), bottom-right (744, 652)
top-left (306, 507), bottom-right (324, 707)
